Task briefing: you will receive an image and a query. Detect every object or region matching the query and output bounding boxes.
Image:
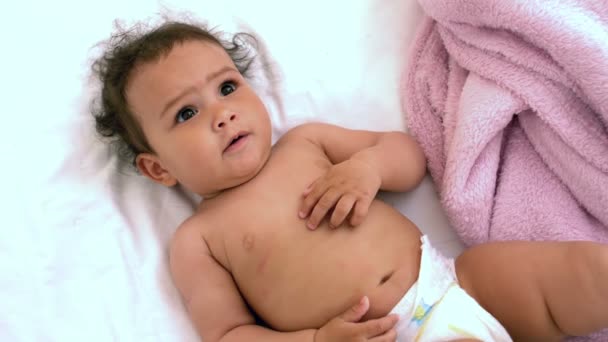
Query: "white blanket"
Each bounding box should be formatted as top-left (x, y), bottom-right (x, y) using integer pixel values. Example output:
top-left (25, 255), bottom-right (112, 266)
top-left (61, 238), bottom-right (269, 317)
top-left (0, 0), bottom-right (462, 340)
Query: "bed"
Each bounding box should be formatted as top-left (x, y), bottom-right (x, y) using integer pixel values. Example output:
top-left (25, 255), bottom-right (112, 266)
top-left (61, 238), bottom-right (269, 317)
top-left (1, 0), bottom-right (464, 340)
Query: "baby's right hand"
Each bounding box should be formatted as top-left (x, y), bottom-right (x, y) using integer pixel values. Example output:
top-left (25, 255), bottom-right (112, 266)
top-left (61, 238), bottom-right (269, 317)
top-left (314, 296), bottom-right (399, 342)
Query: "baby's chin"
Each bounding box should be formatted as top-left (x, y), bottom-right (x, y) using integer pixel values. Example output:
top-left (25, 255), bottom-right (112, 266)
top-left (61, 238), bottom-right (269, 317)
top-left (198, 149), bottom-right (271, 198)
top-left (235, 148), bottom-right (271, 179)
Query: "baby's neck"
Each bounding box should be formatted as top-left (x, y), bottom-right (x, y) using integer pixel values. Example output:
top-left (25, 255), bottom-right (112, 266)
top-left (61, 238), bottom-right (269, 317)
top-left (198, 156), bottom-right (272, 202)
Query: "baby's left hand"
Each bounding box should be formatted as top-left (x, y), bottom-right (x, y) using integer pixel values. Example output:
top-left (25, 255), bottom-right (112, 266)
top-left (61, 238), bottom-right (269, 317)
top-left (299, 158), bottom-right (381, 230)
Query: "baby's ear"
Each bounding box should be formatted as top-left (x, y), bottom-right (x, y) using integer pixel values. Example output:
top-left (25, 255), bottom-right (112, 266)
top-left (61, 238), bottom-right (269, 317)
top-left (135, 153), bottom-right (177, 187)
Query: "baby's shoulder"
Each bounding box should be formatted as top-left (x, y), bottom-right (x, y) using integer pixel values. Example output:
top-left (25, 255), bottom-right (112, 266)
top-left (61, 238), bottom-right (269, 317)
top-left (275, 123), bottom-right (326, 149)
top-left (282, 122), bottom-right (322, 138)
top-left (170, 212), bottom-right (211, 254)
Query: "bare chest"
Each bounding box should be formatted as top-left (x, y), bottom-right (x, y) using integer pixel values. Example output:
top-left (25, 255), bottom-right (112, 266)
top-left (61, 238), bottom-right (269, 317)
top-left (198, 142), bottom-right (421, 330)
top-left (202, 143), bottom-right (332, 267)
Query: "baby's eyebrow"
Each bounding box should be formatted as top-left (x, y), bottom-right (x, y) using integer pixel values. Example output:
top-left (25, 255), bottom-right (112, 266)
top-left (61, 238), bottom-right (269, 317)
top-left (158, 65), bottom-right (238, 119)
top-left (159, 85), bottom-right (197, 119)
top-left (205, 66), bottom-right (238, 84)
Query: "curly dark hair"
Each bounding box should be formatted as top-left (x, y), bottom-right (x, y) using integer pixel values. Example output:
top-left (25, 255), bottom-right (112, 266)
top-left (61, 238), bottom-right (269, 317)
top-left (91, 18), bottom-right (258, 168)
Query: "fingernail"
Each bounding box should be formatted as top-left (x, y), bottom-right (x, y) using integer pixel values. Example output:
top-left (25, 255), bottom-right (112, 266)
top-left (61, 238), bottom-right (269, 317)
top-left (307, 222), bottom-right (315, 230)
top-left (299, 211), bottom-right (306, 218)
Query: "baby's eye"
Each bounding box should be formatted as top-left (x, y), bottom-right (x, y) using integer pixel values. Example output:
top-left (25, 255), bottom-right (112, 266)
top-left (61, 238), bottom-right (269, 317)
top-left (175, 106), bottom-right (199, 123)
top-left (220, 81), bottom-right (237, 96)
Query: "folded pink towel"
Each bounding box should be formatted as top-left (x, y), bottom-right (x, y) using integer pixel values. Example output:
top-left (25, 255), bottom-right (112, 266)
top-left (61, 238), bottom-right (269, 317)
top-left (403, 1), bottom-right (608, 338)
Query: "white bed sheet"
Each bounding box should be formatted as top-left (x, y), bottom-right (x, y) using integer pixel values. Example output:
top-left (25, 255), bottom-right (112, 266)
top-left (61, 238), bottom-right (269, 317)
top-left (1, 0), bottom-right (463, 340)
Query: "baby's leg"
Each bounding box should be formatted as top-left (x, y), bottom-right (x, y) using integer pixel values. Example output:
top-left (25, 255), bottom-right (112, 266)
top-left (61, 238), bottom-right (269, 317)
top-left (454, 241), bottom-right (608, 340)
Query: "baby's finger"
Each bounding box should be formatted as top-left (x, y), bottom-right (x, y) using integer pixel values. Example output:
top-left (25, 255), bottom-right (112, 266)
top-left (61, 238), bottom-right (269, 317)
top-left (299, 180), bottom-right (328, 219)
top-left (329, 195), bottom-right (356, 228)
top-left (359, 314), bottom-right (399, 338)
top-left (368, 328), bottom-right (397, 342)
top-left (306, 188), bottom-right (340, 230)
top-left (349, 197), bottom-right (371, 227)
top-left (339, 296), bottom-right (370, 323)
top-left (302, 179), bottom-right (318, 197)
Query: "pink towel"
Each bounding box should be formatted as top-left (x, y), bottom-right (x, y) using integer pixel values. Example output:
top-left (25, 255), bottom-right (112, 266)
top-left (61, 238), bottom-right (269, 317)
top-left (403, 1), bottom-right (608, 338)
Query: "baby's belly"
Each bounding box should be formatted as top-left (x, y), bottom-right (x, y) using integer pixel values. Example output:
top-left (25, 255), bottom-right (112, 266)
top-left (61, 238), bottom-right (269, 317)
top-left (229, 201), bottom-right (422, 332)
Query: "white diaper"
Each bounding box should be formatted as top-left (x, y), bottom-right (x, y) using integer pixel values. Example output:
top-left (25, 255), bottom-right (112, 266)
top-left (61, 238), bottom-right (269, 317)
top-left (390, 236), bottom-right (512, 342)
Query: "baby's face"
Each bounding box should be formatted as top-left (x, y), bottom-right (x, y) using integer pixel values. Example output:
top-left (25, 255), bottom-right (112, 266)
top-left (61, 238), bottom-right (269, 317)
top-left (126, 40), bottom-right (272, 197)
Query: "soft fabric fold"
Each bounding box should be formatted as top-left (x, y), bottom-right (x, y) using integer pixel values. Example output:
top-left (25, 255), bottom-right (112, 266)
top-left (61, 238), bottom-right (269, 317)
top-left (402, 1), bottom-right (608, 338)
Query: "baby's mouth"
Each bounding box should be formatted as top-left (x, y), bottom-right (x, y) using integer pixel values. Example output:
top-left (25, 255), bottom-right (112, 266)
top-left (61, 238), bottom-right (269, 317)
top-left (224, 132), bottom-right (250, 152)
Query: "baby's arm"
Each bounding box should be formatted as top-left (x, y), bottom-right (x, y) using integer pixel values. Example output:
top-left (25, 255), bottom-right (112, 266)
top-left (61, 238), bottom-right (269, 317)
top-left (455, 241), bottom-right (608, 340)
top-left (169, 219), bottom-right (398, 342)
top-left (291, 123), bottom-right (426, 229)
top-left (169, 220), bottom-right (315, 341)
top-left (293, 123), bottom-right (426, 192)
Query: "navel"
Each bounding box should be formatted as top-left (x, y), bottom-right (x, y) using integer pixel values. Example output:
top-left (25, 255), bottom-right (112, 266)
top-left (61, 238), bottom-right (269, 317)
top-left (379, 270), bottom-right (395, 286)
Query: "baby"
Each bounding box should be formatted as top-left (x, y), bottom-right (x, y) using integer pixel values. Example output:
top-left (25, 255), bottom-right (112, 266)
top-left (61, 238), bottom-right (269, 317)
top-left (92, 20), bottom-right (608, 341)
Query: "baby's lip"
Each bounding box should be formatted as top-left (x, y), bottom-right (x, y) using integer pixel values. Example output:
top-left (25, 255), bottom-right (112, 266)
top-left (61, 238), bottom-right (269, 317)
top-left (224, 131), bottom-right (250, 152)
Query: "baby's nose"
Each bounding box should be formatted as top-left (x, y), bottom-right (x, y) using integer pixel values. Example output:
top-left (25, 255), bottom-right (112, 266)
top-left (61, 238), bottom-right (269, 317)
top-left (214, 111), bottom-right (238, 130)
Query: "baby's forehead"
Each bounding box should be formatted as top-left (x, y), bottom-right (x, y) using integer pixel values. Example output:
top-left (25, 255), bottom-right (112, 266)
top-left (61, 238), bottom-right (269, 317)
top-left (126, 40), bottom-right (237, 116)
